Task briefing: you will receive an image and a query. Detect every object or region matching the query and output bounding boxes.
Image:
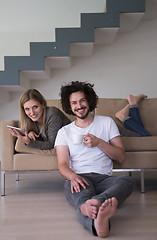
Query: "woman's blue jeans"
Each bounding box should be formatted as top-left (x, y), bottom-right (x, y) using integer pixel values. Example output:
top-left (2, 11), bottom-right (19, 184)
top-left (123, 105), bottom-right (152, 137)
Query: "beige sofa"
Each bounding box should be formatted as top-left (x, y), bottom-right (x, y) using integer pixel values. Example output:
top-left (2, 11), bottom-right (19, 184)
top-left (1, 98), bottom-right (157, 196)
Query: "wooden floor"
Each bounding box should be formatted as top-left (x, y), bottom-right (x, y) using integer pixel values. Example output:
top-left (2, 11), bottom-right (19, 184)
top-left (0, 170), bottom-right (157, 240)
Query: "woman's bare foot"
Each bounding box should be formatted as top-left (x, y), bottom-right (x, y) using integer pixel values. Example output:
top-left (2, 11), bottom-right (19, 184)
top-left (126, 94), bottom-right (147, 106)
top-left (94, 197), bottom-right (118, 238)
top-left (115, 104), bottom-right (129, 122)
top-left (80, 199), bottom-right (101, 219)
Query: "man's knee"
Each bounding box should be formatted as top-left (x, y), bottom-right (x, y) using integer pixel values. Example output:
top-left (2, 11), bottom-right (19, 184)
top-left (118, 175), bottom-right (136, 192)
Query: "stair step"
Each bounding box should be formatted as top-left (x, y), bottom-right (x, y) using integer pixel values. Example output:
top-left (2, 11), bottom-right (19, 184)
top-left (0, 0), bottom-right (146, 102)
top-left (119, 13), bottom-right (144, 32)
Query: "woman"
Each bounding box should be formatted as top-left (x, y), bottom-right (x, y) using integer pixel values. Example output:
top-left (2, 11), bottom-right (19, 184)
top-left (115, 94), bottom-right (152, 137)
top-left (9, 89), bottom-right (71, 150)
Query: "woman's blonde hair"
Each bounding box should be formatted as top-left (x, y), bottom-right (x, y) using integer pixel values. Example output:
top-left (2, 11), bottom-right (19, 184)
top-left (20, 89), bottom-right (47, 133)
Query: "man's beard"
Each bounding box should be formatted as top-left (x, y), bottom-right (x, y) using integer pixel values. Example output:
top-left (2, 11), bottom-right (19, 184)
top-left (73, 107), bottom-right (90, 120)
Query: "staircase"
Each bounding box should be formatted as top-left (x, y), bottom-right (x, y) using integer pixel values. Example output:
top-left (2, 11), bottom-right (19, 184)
top-left (0, 0), bottom-right (156, 102)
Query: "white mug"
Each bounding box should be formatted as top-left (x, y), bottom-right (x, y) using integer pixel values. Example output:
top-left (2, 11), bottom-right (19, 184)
top-left (72, 133), bottom-right (84, 145)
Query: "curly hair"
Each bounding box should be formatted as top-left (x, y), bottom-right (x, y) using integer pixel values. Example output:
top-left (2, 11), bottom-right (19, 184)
top-left (60, 81), bottom-right (98, 115)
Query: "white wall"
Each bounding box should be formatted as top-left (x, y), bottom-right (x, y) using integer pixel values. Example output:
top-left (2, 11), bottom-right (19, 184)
top-left (0, 0), bottom-right (105, 70)
top-left (30, 17), bottom-right (157, 99)
top-left (0, 0), bottom-right (157, 159)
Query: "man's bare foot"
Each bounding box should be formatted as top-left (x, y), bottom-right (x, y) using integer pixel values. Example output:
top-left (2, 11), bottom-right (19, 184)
top-left (94, 197), bottom-right (118, 238)
top-left (126, 94), bottom-right (147, 106)
top-left (80, 199), bottom-right (101, 219)
top-left (115, 104), bottom-right (129, 122)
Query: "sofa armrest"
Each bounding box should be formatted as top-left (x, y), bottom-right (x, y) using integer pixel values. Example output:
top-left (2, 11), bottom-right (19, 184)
top-left (1, 120), bottom-right (19, 171)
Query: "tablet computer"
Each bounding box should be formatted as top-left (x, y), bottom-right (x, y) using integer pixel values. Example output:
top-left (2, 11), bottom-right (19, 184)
top-left (7, 125), bottom-right (25, 136)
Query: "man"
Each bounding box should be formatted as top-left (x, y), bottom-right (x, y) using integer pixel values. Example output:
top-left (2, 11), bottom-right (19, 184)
top-left (55, 81), bottom-right (135, 238)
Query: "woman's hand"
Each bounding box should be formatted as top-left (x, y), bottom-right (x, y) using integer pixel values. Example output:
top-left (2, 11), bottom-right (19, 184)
top-left (28, 131), bottom-right (39, 141)
top-left (9, 128), bottom-right (31, 145)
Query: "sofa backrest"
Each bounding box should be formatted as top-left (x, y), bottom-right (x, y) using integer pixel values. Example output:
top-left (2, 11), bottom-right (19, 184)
top-left (47, 98), bottom-right (157, 136)
top-left (46, 99), bottom-right (76, 122)
top-left (95, 98), bottom-right (157, 136)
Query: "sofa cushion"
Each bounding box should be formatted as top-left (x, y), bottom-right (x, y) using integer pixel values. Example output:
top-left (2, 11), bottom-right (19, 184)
top-left (13, 153), bottom-right (58, 171)
top-left (113, 151), bottom-right (157, 169)
top-left (15, 139), bottom-right (56, 156)
top-left (122, 136), bottom-right (157, 151)
top-left (117, 124), bottom-right (140, 137)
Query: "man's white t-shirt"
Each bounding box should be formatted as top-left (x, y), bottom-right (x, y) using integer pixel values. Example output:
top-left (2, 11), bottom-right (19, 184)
top-left (55, 115), bottom-right (120, 176)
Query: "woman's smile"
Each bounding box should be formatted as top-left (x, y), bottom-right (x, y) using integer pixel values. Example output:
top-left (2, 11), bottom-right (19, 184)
top-left (23, 99), bottom-right (44, 123)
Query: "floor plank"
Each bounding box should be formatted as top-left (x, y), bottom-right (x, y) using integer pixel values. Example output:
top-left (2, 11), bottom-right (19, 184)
top-left (0, 170), bottom-right (157, 240)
